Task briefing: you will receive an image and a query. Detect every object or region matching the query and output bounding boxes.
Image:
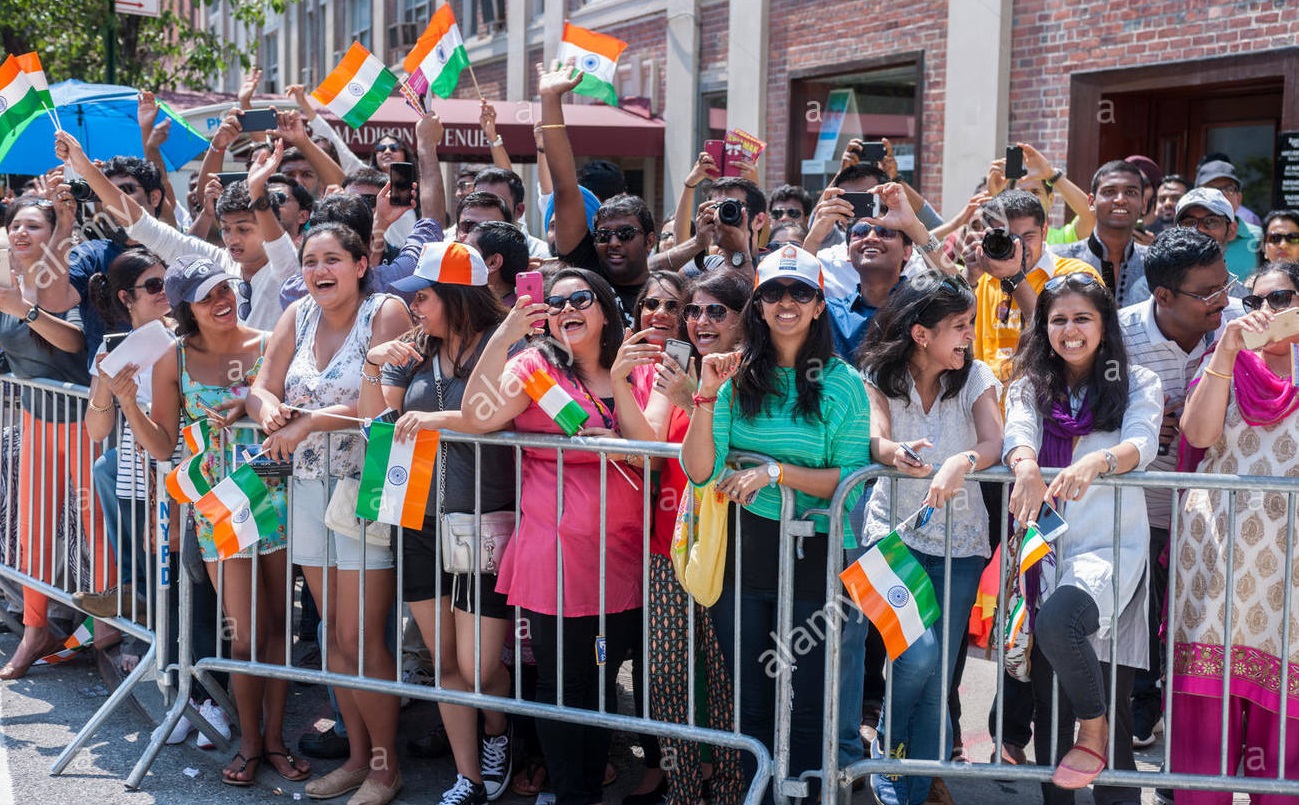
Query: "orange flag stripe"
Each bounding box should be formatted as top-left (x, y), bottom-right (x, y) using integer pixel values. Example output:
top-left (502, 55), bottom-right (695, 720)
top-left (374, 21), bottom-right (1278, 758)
top-left (313, 43), bottom-right (371, 105)
top-left (840, 561), bottom-right (909, 660)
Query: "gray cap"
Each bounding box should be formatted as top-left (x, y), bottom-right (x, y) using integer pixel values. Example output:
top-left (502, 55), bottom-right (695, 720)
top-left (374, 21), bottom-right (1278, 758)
top-left (1175, 187), bottom-right (1234, 221)
top-left (1195, 160), bottom-right (1240, 190)
top-left (164, 256), bottom-right (239, 308)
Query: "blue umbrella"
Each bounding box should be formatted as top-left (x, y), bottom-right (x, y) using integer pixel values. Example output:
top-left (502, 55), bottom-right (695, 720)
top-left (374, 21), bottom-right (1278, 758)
top-left (0, 79), bottom-right (209, 174)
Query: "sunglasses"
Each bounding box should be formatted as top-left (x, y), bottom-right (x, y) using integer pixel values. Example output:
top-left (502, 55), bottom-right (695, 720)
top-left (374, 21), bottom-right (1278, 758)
top-left (1177, 215), bottom-right (1229, 231)
top-left (545, 289), bottom-right (597, 313)
top-left (238, 279), bottom-right (252, 320)
top-left (849, 222), bottom-right (899, 240)
top-left (373, 143), bottom-right (404, 153)
top-left (639, 297), bottom-right (680, 313)
top-left (1043, 271), bottom-right (1101, 293)
top-left (1173, 278), bottom-right (1236, 305)
top-left (771, 208), bottom-right (803, 220)
top-left (756, 281), bottom-right (820, 305)
top-left (133, 277), bottom-right (165, 295)
top-left (1242, 289), bottom-right (1298, 313)
top-left (684, 303), bottom-right (732, 322)
top-left (1267, 232), bottom-right (1299, 246)
top-left (593, 225), bottom-right (643, 244)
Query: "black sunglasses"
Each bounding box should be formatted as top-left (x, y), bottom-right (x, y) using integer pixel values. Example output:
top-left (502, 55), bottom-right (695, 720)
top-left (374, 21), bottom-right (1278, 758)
top-left (639, 297), bottom-right (680, 313)
top-left (771, 208), bottom-right (803, 220)
top-left (1243, 289), bottom-right (1298, 313)
top-left (593, 226), bottom-right (643, 244)
top-left (1043, 271), bottom-right (1101, 293)
top-left (684, 303), bottom-right (731, 322)
top-left (373, 143), bottom-right (404, 153)
top-left (545, 289), bottom-right (597, 313)
top-left (133, 277), bottom-right (165, 295)
top-left (756, 281), bottom-right (819, 305)
top-left (237, 280), bottom-right (252, 320)
top-left (1267, 232), bottom-right (1299, 246)
top-left (849, 222), bottom-right (899, 240)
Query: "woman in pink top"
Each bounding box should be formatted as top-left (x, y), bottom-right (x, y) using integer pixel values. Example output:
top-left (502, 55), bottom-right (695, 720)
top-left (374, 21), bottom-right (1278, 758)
top-left (463, 267), bottom-right (654, 805)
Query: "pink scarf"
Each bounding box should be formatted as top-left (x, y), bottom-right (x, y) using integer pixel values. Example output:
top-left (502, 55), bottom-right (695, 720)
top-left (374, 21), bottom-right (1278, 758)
top-left (1177, 349), bottom-right (1299, 472)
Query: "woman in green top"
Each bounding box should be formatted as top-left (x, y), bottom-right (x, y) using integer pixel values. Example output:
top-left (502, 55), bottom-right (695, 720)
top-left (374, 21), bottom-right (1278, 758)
top-left (681, 245), bottom-right (871, 797)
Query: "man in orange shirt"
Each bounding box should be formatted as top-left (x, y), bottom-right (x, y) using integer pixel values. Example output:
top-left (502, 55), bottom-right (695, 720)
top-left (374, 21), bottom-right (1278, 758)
top-left (968, 190), bottom-right (1099, 379)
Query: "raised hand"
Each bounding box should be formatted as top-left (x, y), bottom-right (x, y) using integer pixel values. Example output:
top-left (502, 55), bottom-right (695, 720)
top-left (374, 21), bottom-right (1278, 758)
top-left (238, 66), bottom-right (263, 109)
top-left (137, 90), bottom-right (160, 131)
top-left (285, 83), bottom-right (317, 121)
top-left (536, 58), bottom-right (583, 98)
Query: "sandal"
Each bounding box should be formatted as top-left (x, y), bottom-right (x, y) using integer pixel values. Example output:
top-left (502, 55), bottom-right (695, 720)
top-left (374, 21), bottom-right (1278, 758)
top-left (222, 752), bottom-right (261, 787)
top-left (1052, 743), bottom-right (1107, 789)
top-left (264, 750), bottom-right (311, 782)
top-left (511, 758), bottom-right (547, 797)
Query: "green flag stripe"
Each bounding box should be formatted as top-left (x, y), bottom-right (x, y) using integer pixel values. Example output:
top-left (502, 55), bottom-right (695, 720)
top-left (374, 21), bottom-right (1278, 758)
top-left (0, 89), bottom-right (43, 131)
top-left (341, 70), bottom-right (397, 127)
top-left (429, 48), bottom-right (469, 99)
top-left (573, 73), bottom-right (619, 106)
top-left (357, 422), bottom-right (395, 521)
top-left (879, 531), bottom-right (941, 620)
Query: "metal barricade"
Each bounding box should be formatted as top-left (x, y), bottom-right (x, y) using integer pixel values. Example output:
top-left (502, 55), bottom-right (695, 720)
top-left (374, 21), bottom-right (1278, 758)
top-left (127, 424), bottom-right (789, 804)
top-left (807, 464), bottom-right (1299, 802)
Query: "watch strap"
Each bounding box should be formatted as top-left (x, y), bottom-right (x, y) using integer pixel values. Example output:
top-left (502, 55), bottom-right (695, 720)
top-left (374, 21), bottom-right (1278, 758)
top-left (1000, 269), bottom-right (1027, 296)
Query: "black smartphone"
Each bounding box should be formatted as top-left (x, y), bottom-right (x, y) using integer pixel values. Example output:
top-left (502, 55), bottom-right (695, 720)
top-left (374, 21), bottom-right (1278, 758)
top-left (1005, 145), bottom-right (1027, 182)
top-left (860, 141), bottom-right (886, 163)
top-left (102, 332), bottom-right (128, 354)
top-left (899, 442), bottom-right (924, 464)
top-left (240, 108), bottom-right (277, 132)
top-left (389, 162), bottom-right (415, 207)
top-left (216, 172), bottom-right (247, 187)
top-left (842, 191), bottom-right (885, 221)
top-left (1036, 500), bottom-right (1068, 542)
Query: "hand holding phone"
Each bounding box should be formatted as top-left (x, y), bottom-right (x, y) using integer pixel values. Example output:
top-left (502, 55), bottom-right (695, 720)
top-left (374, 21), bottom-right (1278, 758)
top-left (703, 140), bottom-right (724, 177)
top-left (388, 162), bottom-right (415, 207)
top-left (1243, 307), bottom-right (1299, 350)
top-left (216, 172), bottom-right (247, 187)
top-left (859, 141), bottom-right (886, 164)
top-left (240, 108), bottom-right (278, 132)
top-left (664, 338), bottom-right (692, 371)
top-left (842, 192), bottom-right (885, 221)
top-left (1035, 501), bottom-right (1068, 542)
top-left (1004, 146), bottom-right (1027, 182)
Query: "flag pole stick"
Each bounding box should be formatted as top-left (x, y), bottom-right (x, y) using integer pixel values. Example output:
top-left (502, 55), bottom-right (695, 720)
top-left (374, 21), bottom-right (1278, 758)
top-left (467, 62), bottom-right (484, 101)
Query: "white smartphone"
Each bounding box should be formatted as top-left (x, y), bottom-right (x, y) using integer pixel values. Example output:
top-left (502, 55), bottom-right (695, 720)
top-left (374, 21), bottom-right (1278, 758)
top-left (1036, 501), bottom-right (1068, 542)
top-left (664, 338), bottom-right (692, 370)
top-left (1243, 307), bottom-right (1299, 350)
top-left (0, 248), bottom-right (10, 288)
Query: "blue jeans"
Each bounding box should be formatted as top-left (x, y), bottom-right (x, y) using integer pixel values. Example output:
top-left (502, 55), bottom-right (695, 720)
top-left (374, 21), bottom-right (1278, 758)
top-left (92, 451), bottom-right (119, 575)
top-left (877, 552), bottom-right (983, 804)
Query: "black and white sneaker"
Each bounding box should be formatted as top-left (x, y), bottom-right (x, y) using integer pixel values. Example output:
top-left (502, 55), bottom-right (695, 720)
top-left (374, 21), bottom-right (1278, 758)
top-left (440, 775), bottom-right (488, 805)
top-left (480, 725), bottom-right (514, 801)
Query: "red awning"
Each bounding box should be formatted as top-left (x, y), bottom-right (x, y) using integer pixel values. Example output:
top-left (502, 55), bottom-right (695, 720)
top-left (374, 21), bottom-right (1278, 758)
top-left (157, 91), bottom-right (663, 162)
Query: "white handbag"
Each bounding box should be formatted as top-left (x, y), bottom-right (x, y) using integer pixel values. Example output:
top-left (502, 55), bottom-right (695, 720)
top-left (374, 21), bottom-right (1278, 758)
top-left (324, 476), bottom-right (392, 546)
top-left (439, 511), bottom-right (516, 574)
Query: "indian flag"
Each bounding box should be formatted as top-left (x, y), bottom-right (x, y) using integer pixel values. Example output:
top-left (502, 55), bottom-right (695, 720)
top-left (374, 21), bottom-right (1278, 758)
top-left (15, 53), bottom-right (53, 110)
top-left (166, 455), bottom-right (211, 503)
top-left (1004, 595), bottom-right (1028, 651)
top-left (403, 3), bottom-right (470, 99)
top-left (522, 369), bottom-right (589, 437)
top-left (312, 42), bottom-right (398, 128)
top-left (1018, 523), bottom-right (1050, 577)
top-left (840, 531), bottom-right (941, 661)
top-left (557, 23), bottom-right (627, 106)
top-left (356, 421), bottom-right (439, 529)
top-left (36, 617), bottom-right (94, 665)
top-left (195, 464), bottom-right (279, 560)
top-left (181, 419), bottom-right (212, 454)
top-left (0, 55), bottom-right (42, 135)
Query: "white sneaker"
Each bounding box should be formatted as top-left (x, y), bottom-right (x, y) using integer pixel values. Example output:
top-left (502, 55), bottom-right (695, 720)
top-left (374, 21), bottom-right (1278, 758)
top-left (195, 699), bottom-right (232, 749)
top-left (165, 710), bottom-right (193, 745)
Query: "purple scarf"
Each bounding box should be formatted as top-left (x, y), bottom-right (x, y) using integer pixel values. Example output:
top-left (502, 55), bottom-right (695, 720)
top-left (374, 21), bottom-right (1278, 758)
top-left (1039, 392), bottom-right (1096, 468)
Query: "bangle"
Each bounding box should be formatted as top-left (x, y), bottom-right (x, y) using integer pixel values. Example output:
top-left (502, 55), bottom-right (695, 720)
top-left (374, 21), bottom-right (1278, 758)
top-left (964, 451), bottom-right (978, 469)
top-left (691, 393), bottom-right (718, 406)
top-left (537, 124), bottom-right (566, 130)
top-left (87, 398), bottom-right (114, 413)
top-left (491, 135), bottom-right (504, 147)
top-left (694, 403), bottom-right (714, 414)
top-left (684, 181), bottom-right (700, 189)
top-left (364, 357), bottom-right (380, 367)
top-left (776, 463), bottom-right (785, 485)
top-left (362, 372), bottom-right (382, 385)
top-left (1204, 367), bottom-right (1233, 381)
top-left (536, 146), bottom-right (545, 154)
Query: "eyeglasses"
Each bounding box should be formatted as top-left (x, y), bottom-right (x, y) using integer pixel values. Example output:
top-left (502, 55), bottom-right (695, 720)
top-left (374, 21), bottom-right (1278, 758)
top-left (912, 274), bottom-right (971, 322)
top-left (639, 297), bottom-right (680, 313)
top-left (756, 281), bottom-right (819, 305)
top-left (1173, 278), bottom-right (1236, 305)
top-left (1267, 232), bottom-right (1299, 246)
top-left (373, 143), bottom-right (404, 153)
top-left (849, 222), bottom-right (899, 240)
top-left (133, 277), bottom-right (165, 295)
top-left (455, 179), bottom-right (476, 191)
top-left (1043, 271), bottom-right (1101, 293)
top-left (770, 207), bottom-right (803, 221)
top-left (1178, 215), bottom-right (1230, 231)
top-left (545, 289), bottom-right (597, 313)
top-left (1242, 289), bottom-right (1298, 313)
top-left (237, 280), bottom-right (252, 320)
top-left (593, 226), bottom-right (643, 244)
top-left (684, 303), bottom-right (731, 322)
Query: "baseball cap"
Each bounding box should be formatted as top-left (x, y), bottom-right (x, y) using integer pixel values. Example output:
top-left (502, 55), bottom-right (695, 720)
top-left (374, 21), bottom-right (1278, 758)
top-left (164, 256), bottom-right (239, 308)
top-left (1195, 160), bottom-right (1241, 190)
top-left (389, 241), bottom-right (489, 293)
top-left (1125, 155), bottom-right (1163, 191)
top-left (754, 244), bottom-right (824, 292)
top-left (1175, 187), bottom-right (1234, 221)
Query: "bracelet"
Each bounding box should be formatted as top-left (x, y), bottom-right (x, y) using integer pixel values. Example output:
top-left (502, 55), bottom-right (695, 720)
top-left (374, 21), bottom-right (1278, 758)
top-left (537, 124), bottom-right (566, 130)
top-left (1203, 367), bottom-right (1233, 381)
top-left (364, 357), bottom-right (381, 367)
top-left (535, 146), bottom-right (545, 154)
top-left (695, 403), bottom-right (714, 414)
top-left (684, 181), bottom-right (699, 189)
top-left (691, 393), bottom-right (719, 406)
top-left (87, 398), bottom-right (115, 413)
top-left (964, 451), bottom-right (978, 469)
top-left (362, 372), bottom-right (382, 385)
top-left (490, 135), bottom-right (504, 147)
top-left (1009, 455), bottom-right (1036, 472)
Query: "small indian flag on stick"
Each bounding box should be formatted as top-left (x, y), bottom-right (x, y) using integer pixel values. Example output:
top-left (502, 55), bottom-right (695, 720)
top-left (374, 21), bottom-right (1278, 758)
top-left (404, 3), bottom-right (470, 99)
top-left (312, 42), bottom-right (398, 128)
top-left (15, 53), bottom-right (54, 111)
top-left (196, 464), bottom-right (279, 560)
top-left (840, 530), bottom-right (941, 661)
top-left (0, 55), bottom-right (43, 136)
top-left (522, 369), bottom-right (589, 437)
top-left (36, 617), bottom-right (95, 665)
top-left (166, 455), bottom-right (211, 503)
top-left (1018, 523), bottom-right (1051, 577)
top-left (1005, 595), bottom-right (1028, 652)
top-left (556, 23), bottom-right (627, 106)
top-left (356, 421), bottom-right (439, 529)
top-left (181, 419), bottom-right (212, 454)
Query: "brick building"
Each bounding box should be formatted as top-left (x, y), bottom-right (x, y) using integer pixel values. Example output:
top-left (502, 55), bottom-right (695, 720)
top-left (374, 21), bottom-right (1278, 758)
top-left (201, 0), bottom-right (1297, 221)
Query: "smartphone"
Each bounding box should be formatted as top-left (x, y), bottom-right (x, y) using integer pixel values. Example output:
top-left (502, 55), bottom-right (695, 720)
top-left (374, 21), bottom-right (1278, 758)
top-left (842, 191), bottom-right (884, 221)
top-left (859, 141), bottom-right (886, 163)
top-left (899, 442), bottom-right (924, 464)
top-left (216, 172), bottom-right (247, 187)
top-left (388, 162), bottom-right (415, 207)
top-left (1004, 145), bottom-right (1027, 182)
top-left (908, 505), bottom-right (935, 531)
top-left (664, 338), bottom-right (692, 371)
top-left (703, 140), bottom-right (725, 177)
top-left (1243, 307), bottom-right (1299, 350)
top-left (515, 271), bottom-right (546, 330)
top-left (0, 248), bottom-right (10, 288)
top-left (102, 332), bottom-right (128, 354)
top-left (240, 108), bottom-right (277, 132)
top-left (1036, 501), bottom-right (1068, 542)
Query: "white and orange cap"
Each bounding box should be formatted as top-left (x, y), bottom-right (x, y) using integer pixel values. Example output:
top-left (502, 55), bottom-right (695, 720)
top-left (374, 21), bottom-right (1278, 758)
top-left (390, 241), bottom-right (489, 292)
top-left (754, 244), bottom-right (824, 293)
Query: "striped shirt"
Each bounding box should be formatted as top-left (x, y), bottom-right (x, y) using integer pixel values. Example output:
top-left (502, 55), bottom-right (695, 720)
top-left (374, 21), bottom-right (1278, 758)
top-left (702, 357), bottom-right (871, 546)
top-left (1118, 298), bottom-right (1240, 528)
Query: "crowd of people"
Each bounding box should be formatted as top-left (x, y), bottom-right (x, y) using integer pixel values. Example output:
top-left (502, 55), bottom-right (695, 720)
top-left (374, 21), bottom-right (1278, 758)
top-left (1, 56), bottom-right (1298, 805)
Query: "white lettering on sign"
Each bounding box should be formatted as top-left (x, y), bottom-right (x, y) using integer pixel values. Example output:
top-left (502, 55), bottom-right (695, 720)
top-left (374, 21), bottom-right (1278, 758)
top-left (337, 123), bottom-right (494, 154)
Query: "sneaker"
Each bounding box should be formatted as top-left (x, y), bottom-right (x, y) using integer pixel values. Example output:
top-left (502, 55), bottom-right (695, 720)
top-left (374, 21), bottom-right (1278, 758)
top-left (869, 738), bottom-right (908, 805)
top-left (1133, 715), bottom-right (1164, 749)
top-left (480, 725), bottom-right (514, 801)
top-left (165, 703), bottom-right (194, 745)
top-left (194, 699), bottom-right (231, 749)
top-left (440, 775), bottom-right (489, 805)
top-left (300, 724), bottom-right (350, 759)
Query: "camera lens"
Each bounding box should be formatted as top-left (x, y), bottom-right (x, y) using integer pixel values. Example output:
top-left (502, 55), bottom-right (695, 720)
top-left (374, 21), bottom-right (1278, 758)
top-left (982, 228), bottom-right (1017, 261)
top-left (717, 199), bottom-right (744, 228)
top-left (68, 179), bottom-right (97, 203)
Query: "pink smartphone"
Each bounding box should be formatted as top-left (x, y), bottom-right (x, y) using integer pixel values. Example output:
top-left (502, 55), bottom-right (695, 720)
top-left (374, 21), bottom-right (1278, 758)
top-left (515, 271), bottom-right (546, 330)
top-left (703, 140), bottom-right (724, 178)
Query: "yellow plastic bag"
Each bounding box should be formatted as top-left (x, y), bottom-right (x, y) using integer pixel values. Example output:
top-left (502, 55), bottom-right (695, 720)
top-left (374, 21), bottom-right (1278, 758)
top-left (670, 481), bottom-right (730, 607)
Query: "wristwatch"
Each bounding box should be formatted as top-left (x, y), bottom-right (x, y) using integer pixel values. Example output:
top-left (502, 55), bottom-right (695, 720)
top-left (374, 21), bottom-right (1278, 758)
top-left (919, 233), bottom-right (942, 254)
top-left (766, 463), bottom-right (782, 487)
top-left (23, 305), bottom-right (40, 323)
top-left (1099, 449), bottom-right (1118, 476)
top-left (1000, 269), bottom-right (1027, 296)
top-left (730, 252), bottom-right (748, 268)
top-left (251, 194), bottom-right (273, 211)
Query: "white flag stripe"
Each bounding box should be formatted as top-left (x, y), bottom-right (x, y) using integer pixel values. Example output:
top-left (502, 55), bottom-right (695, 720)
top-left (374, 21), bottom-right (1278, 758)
top-left (432, 27), bottom-right (464, 64)
top-left (326, 54), bottom-right (390, 119)
top-left (857, 548), bottom-right (929, 645)
top-left (378, 435), bottom-right (417, 523)
top-left (556, 43), bottom-right (616, 84)
top-left (537, 385), bottom-right (574, 418)
top-left (0, 72), bottom-right (34, 109)
top-left (211, 478), bottom-right (260, 548)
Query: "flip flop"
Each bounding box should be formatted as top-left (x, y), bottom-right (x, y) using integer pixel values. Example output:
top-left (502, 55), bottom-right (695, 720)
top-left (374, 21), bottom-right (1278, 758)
top-left (222, 752), bottom-right (260, 787)
top-left (1052, 743), bottom-right (1107, 789)
top-left (263, 751), bottom-right (311, 781)
top-left (510, 759), bottom-right (547, 797)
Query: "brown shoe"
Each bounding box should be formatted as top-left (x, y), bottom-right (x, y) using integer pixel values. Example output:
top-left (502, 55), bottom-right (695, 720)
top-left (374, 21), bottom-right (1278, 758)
top-left (991, 742), bottom-right (1028, 765)
top-left (347, 772), bottom-right (403, 805)
top-left (73, 585), bottom-right (147, 623)
top-left (925, 777), bottom-right (955, 805)
top-left (305, 765), bottom-right (369, 800)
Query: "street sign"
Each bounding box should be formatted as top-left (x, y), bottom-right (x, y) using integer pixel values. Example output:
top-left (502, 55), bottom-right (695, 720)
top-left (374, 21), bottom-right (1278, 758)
top-left (117, 0), bottom-right (160, 18)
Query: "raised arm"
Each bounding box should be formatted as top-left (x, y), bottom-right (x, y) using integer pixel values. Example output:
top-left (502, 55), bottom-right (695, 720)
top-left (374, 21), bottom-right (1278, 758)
top-left (289, 84), bottom-right (367, 173)
top-left (480, 100), bottom-right (512, 170)
top-left (1020, 142), bottom-right (1093, 240)
top-left (536, 59), bottom-right (590, 256)
top-left (415, 111), bottom-right (448, 226)
top-left (246, 140), bottom-right (289, 245)
top-left (273, 108), bottom-right (346, 189)
top-left (459, 298), bottom-right (547, 433)
top-left (1182, 313), bottom-right (1270, 448)
top-left (137, 91), bottom-right (178, 226)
